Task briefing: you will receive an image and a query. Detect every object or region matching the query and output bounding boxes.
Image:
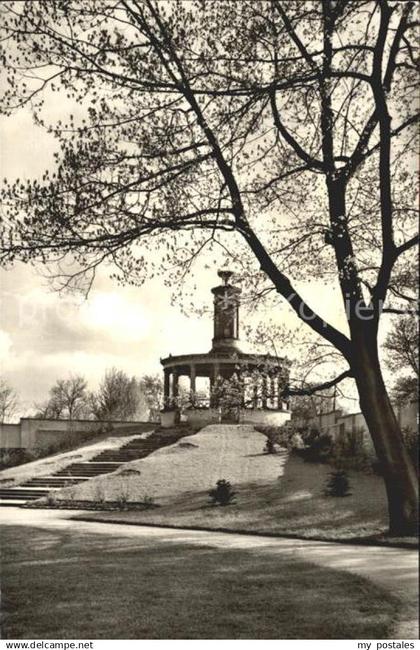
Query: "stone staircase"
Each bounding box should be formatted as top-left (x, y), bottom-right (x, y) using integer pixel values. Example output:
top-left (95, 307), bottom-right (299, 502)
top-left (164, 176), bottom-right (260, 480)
top-left (0, 430), bottom-right (186, 506)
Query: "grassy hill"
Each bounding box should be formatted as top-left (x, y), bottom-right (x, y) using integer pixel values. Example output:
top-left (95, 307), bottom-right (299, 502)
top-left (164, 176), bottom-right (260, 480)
top-left (48, 424), bottom-right (394, 542)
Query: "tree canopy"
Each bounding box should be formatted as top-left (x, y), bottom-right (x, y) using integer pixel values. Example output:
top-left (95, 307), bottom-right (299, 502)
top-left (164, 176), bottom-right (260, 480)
top-left (0, 1), bottom-right (417, 349)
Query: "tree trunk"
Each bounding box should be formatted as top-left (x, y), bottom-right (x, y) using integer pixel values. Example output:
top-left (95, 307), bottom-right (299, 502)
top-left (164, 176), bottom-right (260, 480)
top-left (352, 335), bottom-right (418, 536)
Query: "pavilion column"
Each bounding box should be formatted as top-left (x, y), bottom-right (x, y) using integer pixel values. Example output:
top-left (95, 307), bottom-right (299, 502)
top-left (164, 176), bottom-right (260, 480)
top-left (253, 380), bottom-right (258, 408)
top-left (238, 370), bottom-right (245, 408)
top-left (270, 375), bottom-right (276, 409)
top-left (210, 362), bottom-right (220, 408)
top-left (277, 374), bottom-right (284, 410)
top-left (172, 369), bottom-right (179, 405)
top-left (190, 364), bottom-right (196, 406)
top-left (163, 368), bottom-right (171, 408)
top-left (262, 374), bottom-right (268, 409)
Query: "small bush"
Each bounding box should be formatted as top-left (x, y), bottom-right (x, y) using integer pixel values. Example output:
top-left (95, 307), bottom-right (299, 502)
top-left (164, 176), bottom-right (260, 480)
top-left (257, 424), bottom-right (293, 448)
top-left (63, 480), bottom-right (78, 501)
top-left (45, 492), bottom-right (58, 507)
top-left (209, 479), bottom-right (236, 506)
top-left (331, 429), bottom-right (369, 470)
top-left (115, 478), bottom-right (130, 510)
top-left (92, 482), bottom-right (106, 506)
top-left (264, 438), bottom-right (276, 454)
top-left (0, 448), bottom-right (36, 470)
top-left (324, 469), bottom-right (352, 497)
top-left (295, 432), bottom-right (333, 463)
top-left (289, 431), bottom-right (305, 450)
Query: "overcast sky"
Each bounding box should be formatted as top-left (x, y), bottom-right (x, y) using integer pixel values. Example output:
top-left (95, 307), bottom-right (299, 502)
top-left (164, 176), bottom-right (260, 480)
top-left (0, 107), bottom-right (219, 414)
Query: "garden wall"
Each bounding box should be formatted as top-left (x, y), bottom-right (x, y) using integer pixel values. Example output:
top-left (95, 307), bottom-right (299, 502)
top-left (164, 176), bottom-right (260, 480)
top-left (161, 408), bottom-right (291, 428)
top-left (0, 423), bottom-right (21, 448)
top-left (240, 409), bottom-right (291, 427)
top-left (0, 418), bottom-right (151, 452)
top-left (290, 399), bottom-right (418, 459)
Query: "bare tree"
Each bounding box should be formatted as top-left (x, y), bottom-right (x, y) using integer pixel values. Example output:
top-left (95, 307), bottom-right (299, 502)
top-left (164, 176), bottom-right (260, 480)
top-left (139, 374), bottom-right (163, 422)
top-left (0, 378), bottom-right (19, 423)
top-left (391, 375), bottom-right (418, 405)
top-left (384, 317), bottom-right (418, 377)
top-left (0, 1), bottom-right (418, 533)
top-left (385, 316), bottom-right (418, 405)
top-left (36, 375), bottom-right (88, 420)
top-left (91, 368), bottom-right (141, 421)
top-left (290, 390), bottom-right (337, 424)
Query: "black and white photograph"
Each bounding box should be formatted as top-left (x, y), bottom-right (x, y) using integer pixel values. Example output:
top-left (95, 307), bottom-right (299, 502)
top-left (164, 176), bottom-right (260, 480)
top-left (0, 0), bottom-right (418, 643)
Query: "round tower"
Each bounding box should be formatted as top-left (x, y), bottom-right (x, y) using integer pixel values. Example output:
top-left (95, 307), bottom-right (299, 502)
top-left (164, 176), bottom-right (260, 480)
top-left (211, 270), bottom-right (242, 353)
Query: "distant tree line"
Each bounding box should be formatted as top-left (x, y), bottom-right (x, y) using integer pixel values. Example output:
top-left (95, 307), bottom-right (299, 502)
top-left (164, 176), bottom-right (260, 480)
top-left (0, 370), bottom-right (163, 423)
top-left (0, 378), bottom-right (18, 423)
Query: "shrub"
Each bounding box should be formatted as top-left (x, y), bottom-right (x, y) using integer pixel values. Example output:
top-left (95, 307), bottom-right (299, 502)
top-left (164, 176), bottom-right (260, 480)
top-left (257, 424), bottom-right (293, 448)
top-left (115, 478), bottom-right (130, 510)
top-left (330, 428), bottom-right (373, 472)
top-left (0, 448), bottom-right (36, 470)
top-left (295, 432), bottom-right (333, 463)
top-left (334, 428), bottom-right (366, 457)
top-left (264, 438), bottom-right (276, 454)
top-left (92, 481), bottom-right (106, 506)
top-left (289, 431), bottom-right (305, 450)
top-left (45, 492), bottom-right (58, 507)
top-left (63, 480), bottom-right (78, 501)
top-left (324, 469), bottom-right (352, 497)
top-left (209, 479), bottom-right (236, 506)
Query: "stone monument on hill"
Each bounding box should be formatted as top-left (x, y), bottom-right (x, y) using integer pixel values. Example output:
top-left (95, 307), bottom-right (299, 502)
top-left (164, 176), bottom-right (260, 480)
top-left (160, 270), bottom-right (291, 427)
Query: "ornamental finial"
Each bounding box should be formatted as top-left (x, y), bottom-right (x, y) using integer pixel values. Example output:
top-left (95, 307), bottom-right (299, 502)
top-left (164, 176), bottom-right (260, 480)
top-left (217, 269), bottom-right (234, 285)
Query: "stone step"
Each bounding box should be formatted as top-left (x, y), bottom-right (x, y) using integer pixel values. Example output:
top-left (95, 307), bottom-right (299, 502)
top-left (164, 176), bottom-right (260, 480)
top-left (0, 490), bottom-right (51, 500)
top-left (124, 441), bottom-right (159, 446)
top-left (56, 463), bottom-right (119, 469)
top-left (21, 478), bottom-right (88, 487)
top-left (0, 429), bottom-right (187, 507)
top-left (0, 485), bottom-right (56, 492)
top-left (95, 450), bottom-right (148, 454)
top-left (0, 499), bottom-right (28, 506)
top-left (93, 451), bottom-right (148, 456)
top-left (55, 463), bottom-right (119, 471)
top-left (55, 465), bottom-right (116, 470)
top-left (92, 454), bottom-right (148, 461)
top-left (54, 468), bottom-right (117, 476)
top-left (76, 460), bottom-right (120, 463)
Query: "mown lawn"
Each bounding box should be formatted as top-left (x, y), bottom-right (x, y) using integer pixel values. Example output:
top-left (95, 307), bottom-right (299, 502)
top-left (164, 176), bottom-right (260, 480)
top-left (68, 455), bottom-right (392, 542)
top-left (0, 524), bottom-right (398, 639)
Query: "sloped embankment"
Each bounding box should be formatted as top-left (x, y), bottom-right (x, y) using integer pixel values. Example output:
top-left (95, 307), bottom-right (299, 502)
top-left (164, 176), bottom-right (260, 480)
top-left (53, 424), bottom-right (285, 503)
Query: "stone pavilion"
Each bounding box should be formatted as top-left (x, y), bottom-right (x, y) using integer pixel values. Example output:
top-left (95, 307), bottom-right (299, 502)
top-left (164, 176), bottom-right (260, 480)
top-left (160, 271), bottom-right (291, 427)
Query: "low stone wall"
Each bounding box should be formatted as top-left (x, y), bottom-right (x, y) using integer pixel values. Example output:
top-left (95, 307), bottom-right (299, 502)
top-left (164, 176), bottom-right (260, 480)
top-left (18, 418), bottom-right (102, 450)
top-left (0, 418), bottom-right (151, 452)
top-left (292, 400), bottom-right (418, 439)
top-left (240, 409), bottom-right (291, 427)
top-left (184, 409), bottom-right (221, 427)
top-left (161, 408), bottom-right (291, 428)
top-left (0, 423), bottom-right (21, 448)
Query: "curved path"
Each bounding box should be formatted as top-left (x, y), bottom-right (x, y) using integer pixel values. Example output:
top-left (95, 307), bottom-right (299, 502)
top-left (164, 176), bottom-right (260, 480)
top-left (1, 507), bottom-right (418, 639)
